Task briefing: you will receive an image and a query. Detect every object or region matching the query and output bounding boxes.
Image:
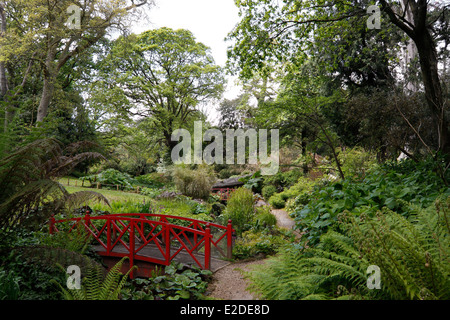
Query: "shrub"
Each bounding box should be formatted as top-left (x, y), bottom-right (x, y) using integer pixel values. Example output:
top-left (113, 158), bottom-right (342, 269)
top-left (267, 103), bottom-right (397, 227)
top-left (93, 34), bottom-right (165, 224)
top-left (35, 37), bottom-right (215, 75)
top-left (262, 185), bottom-right (277, 200)
top-left (337, 147), bottom-right (377, 179)
top-left (268, 194), bottom-right (286, 209)
top-left (56, 257), bottom-right (134, 300)
top-left (135, 172), bottom-right (169, 188)
top-left (268, 176), bottom-right (316, 210)
top-left (223, 187), bottom-right (255, 234)
top-left (83, 169), bottom-right (135, 189)
top-left (172, 165), bottom-right (216, 200)
top-left (254, 206), bottom-right (277, 228)
top-left (233, 229), bottom-right (292, 260)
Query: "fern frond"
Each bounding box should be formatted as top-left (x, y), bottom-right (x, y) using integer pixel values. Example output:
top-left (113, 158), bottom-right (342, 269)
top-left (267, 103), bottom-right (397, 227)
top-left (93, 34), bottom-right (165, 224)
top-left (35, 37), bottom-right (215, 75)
top-left (58, 257), bottom-right (135, 300)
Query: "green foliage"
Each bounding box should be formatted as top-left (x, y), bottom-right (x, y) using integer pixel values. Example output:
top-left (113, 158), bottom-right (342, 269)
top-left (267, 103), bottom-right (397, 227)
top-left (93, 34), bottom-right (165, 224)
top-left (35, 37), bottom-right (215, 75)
top-left (39, 224), bottom-right (92, 254)
top-left (262, 185), bottom-right (277, 201)
top-left (268, 193), bottom-right (286, 209)
top-left (82, 169), bottom-right (135, 189)
top-left (263, 169), bottom-right (303, 191)
top-left (223, 187), bottom-right (255, 235)
top-left (254, 206), bottom-right (277, 229)
top-left (149, 197), bottom-right (214, 226)
top-left (0, 138), bottom-right (106, 242)
top-left (0, 243), bottom-right (67, 300)
top-left (172, 165), bottom-right (216, 200)
top-left (337, 147), bottom-right (377, 179)
top-left (291, 160), bottom-right (450, 245)
top-left (239, 171), bottom-right (263, 193)
top-left (268, 175), bottom-right (316, 209)
top-left (344, 198), bottom-right (450, 300)
top-left (248, 197), bottom-right (450, 300)
top-left (233, 228), bottom-right (293, 260)
top-left (135, 172), bottom-right (169, 188)
top-left (121, 262), bottom-right (212, 300)
top-left (56, 257), bottom-right (134, 300)
top-left (247, 230), bottom-right (373, 300)
top-left (0, 270), bottom-right (21, 300)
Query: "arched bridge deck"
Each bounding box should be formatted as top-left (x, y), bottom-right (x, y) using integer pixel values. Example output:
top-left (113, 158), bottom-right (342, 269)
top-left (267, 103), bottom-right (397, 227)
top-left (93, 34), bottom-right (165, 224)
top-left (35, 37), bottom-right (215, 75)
top-left (50, 213), bottom-right (235, 278)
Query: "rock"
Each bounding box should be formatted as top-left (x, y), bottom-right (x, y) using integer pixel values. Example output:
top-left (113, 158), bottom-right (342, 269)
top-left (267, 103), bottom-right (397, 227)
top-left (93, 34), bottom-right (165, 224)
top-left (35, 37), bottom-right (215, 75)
top-left (156, 191), bottom-right (182, 199)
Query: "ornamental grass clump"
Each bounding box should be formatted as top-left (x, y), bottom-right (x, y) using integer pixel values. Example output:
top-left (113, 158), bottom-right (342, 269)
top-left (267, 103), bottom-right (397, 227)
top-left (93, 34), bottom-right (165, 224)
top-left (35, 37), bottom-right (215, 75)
top-left (224, 187), bottom-right (255, 235)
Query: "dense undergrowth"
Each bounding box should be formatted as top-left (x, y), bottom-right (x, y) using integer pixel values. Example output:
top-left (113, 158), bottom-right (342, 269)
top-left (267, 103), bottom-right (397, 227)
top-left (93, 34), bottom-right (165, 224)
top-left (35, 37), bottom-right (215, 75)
top-left (247, 159), bottom-right (450, 300)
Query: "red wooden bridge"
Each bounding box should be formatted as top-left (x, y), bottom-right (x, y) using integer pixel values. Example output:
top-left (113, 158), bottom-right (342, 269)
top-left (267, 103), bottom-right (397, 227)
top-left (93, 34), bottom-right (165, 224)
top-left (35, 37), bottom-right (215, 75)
top-left (211, 187), bottom-right (235, 201)
top-left (49, 213), bottom-right (235, 278)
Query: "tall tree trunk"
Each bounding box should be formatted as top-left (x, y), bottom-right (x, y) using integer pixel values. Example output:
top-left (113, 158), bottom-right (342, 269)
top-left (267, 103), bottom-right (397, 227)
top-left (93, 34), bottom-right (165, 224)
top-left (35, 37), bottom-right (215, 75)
top-left (415, 27), bottom-right (449, 155)
top-left (381, 0), bottom-right (449, 155)
top-left (36, 75), bottom-right (55, 123)
top-left (0, 4), bottom-right (9, 131)
top-left (36, 46), bottom-right (57, 124)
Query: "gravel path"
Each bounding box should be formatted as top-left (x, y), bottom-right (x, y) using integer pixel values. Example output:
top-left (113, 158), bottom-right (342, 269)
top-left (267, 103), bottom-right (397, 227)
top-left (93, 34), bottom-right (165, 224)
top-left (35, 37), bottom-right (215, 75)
top-left (205, 259), bottom-right (266, 300)
top-left (205, 208), bottom-right (296, 300)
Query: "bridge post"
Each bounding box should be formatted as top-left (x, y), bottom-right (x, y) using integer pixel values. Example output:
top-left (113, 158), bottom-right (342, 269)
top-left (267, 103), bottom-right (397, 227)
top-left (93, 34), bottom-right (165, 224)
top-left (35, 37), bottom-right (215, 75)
top-left (106, 218), bottom-right (111, 255)
top-left (129, 222), bottom-right (135, 279)
top-left (49, 215), bottom-right (55, 234)
top-left (165, 224), bottom-right (171, 265)
top-left (227, 219), bottom-right (233, 259)
top-left (205, 224), bottom-right (211, 270)
top-left (84, 212), bottom-right (91, 229)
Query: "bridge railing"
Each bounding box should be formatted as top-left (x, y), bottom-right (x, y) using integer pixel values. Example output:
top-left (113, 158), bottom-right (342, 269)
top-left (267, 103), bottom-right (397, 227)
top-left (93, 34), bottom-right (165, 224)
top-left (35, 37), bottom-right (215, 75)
top-left (49, 213), bottom-right (234, 278)
top-left (211, 187), bottom-right (235, 201)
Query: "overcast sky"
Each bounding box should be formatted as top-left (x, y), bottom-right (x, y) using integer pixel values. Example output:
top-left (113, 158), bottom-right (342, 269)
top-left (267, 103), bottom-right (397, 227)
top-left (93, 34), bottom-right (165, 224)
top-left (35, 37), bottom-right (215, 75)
top-left (130, 0), bottom-right (242, 123)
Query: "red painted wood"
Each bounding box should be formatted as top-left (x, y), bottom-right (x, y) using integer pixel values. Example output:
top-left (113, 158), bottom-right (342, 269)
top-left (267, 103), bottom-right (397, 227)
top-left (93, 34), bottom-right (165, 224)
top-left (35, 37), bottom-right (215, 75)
top-left (50, 212), bottom-right (235, 278)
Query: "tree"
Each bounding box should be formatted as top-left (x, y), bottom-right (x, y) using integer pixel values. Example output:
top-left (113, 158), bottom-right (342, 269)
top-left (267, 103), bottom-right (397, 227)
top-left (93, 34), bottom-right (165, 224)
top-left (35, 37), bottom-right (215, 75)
top-left (0, 0), bottom-right (154, 126)
top-left (91, 27), bottom-right (225, 155)
top-left (227, 0), bottom-right (450, 156)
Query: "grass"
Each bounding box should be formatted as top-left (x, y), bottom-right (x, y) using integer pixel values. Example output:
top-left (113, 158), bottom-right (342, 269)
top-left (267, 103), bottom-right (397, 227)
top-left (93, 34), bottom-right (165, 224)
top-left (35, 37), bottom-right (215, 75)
top-left (65, 185), bottom-right (147, 203)
top-left (61, 176), bottom-right (149, 214)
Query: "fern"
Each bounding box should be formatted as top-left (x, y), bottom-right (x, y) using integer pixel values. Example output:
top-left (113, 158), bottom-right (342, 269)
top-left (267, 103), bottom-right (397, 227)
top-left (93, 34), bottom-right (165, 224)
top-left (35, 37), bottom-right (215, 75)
top-left (55, 257), bottom-right (136, 300)
top-left (345, 197), bottom-right (450, 300)
top-left (247, 197), bottom-right (450, 300)
top-left (14, 245), bottom-right (103, 274)
top-left (0, 138), bottom-right (107, 241)
top-left (247, 231), bottom-right (374, 300)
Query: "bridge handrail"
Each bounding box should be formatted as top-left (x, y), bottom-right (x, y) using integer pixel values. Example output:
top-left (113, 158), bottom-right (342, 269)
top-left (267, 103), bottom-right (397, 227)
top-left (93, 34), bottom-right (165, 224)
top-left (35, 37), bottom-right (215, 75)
top-left (110, 213), bottom-right (229, 231)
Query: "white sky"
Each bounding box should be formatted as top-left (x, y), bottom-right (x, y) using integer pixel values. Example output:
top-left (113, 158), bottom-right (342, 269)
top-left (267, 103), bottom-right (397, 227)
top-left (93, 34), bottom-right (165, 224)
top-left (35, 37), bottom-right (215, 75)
top-left (131, 0), bottom-right (243, 123)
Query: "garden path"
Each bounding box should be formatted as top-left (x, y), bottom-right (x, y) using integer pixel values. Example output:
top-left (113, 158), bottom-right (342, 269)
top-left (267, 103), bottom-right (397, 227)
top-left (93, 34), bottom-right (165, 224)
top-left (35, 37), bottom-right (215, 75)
top-left (205, 208), bottom-right (297, 300)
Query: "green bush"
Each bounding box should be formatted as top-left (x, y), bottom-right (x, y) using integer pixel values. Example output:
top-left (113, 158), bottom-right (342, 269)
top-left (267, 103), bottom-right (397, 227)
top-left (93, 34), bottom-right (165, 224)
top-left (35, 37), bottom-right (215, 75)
top-left (268, 193), bottom-right (286, 209)
top-left (223, 187), bottom-right (255, 234)
top-left (233, 229), bottom-right (292, 260)
top-left (0, 247), bottom-right (66, 300)
top-left (337, 146), bottom-right (377, 179)
top-left (254, 206), bottom-right (277, 228)
top-left (135, 172), bottom-right (169, 188)
top-left (83, 169), bottom-right (135, 189)
top-left (262, 185), bottom-right (277, 200)
top-left (172, 165), bottom-right (216, 200)
top-left (0, 270), bottom-right (20, 300)
top-left (268, 176), bottom-right (316, 209)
